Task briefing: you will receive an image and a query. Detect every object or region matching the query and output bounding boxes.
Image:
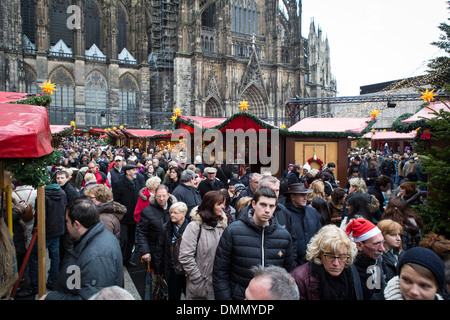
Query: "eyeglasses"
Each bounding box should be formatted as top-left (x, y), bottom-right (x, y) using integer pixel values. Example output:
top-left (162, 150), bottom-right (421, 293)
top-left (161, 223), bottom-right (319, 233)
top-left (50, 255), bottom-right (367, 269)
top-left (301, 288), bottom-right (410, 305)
top-left (322, 252), bottom-right (349, 263)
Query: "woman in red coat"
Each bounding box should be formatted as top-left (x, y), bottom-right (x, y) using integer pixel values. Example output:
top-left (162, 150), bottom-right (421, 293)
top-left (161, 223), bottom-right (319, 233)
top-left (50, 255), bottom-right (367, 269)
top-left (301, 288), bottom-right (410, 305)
top-left (134, 176), bottom-right (161, 224)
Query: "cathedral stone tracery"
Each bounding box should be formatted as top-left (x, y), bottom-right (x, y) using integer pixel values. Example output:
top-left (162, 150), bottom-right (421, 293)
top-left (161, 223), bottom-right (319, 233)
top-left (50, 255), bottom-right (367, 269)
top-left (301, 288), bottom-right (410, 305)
top-left (0, 0), bottom-right (336, 129)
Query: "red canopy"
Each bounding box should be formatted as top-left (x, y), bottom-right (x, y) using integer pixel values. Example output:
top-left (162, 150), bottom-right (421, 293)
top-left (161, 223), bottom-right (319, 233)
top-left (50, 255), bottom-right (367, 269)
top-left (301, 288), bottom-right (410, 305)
top-left (0, 102), bottom-right (53, 158)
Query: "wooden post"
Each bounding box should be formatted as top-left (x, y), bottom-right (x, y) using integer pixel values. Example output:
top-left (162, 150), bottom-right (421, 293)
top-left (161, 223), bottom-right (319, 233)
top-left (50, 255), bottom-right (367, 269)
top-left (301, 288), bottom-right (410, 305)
top-left (5, 184), bottom-right (13, 235)
top-left (36, 186), bottom-right (46, 298)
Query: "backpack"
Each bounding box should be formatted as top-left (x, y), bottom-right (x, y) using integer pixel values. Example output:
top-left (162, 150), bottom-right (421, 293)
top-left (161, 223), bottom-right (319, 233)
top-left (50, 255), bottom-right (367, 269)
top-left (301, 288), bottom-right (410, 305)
top-left (14, 190), bottom-right (34, 222)
top-left (172, 224), bottom-right (202, 275)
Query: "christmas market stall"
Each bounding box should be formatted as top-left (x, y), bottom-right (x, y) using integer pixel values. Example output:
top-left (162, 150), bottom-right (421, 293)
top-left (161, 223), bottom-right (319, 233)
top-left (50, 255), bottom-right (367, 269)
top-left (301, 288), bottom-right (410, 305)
top-left (362, 130), bottom-right (416, 153)
top-left (286, 117), bottom-right (375, 185)
top-left (119, 128), bottom-right (178, 154)
top-left (50, 124), bottom-right (74, 148)
top-left (0, 93), bottom-right (60, 299)
top-left (174, 111), bottom-right (283, 177)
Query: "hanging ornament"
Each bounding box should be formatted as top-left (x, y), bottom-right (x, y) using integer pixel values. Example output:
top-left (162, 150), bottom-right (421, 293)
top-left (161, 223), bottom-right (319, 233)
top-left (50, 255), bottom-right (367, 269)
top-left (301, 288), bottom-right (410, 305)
top-left (419, 88), bottom-right (437, 103)
top-left (239, 100), bottom-right (249, 111)
top-left (281, 124), bottom-right (286, 130)
top-left (173, 108), bottom-right (182, 116)
top-left (40, 81), bottom-right (57, 95)
top-left (370, 109), bottom-right (380, 118)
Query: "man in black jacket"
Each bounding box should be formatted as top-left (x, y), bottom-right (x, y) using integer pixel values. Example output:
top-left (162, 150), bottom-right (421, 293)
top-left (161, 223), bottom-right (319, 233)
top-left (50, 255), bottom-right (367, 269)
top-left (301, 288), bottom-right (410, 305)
top-left (197, 167), bottom-right (224, 198)
top-left (171, 169), bottom-right (201, 217)
top-left (56, 170), bottom-right (80, 205)
top-left (213, 187), bottom-right (296, 300)
top-left (113, 163), bottom-right (144, 267)
top-left (19, 183), bottom-right (67, 297)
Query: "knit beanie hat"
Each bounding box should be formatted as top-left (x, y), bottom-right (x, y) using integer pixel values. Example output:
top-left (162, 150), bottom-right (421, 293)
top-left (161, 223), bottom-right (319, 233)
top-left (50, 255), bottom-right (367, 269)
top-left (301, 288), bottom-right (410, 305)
top-left (398, 247), bottom-right (446, 292)
top-left (345, 218), bottom-right (381, 242)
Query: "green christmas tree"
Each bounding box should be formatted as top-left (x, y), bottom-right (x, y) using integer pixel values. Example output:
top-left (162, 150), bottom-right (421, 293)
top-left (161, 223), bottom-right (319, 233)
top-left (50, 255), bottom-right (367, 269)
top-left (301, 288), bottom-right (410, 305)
top-left (413, 2), bottom-right (450, 237)
top-left (427, 1), bottom-right (450, 90)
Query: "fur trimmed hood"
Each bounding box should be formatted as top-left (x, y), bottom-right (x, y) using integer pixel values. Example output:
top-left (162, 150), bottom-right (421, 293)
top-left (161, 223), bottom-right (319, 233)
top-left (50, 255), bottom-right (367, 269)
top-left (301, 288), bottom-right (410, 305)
top-left (189, 206), bottom-right (228, 229)
top-left (98, 201), bottom-right (126, 221)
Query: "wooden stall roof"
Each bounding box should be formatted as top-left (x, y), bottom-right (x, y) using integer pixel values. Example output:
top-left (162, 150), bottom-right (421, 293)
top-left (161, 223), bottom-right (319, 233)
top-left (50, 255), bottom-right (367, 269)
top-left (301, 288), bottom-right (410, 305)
top-left (362, 130), bottom-right (417, 140)
top-left (288, 117), bottom-right (372, 133)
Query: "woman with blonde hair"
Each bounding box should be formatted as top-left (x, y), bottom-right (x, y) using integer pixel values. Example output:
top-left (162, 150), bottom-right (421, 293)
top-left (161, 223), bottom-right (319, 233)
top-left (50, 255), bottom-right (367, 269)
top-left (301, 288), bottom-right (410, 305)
top-left (134, 176), bottom-right (161, 224)
top-left (378, 219), bottom-right (405, 282)
top-left (307, 179), bottom-right (327, 202)
top-left (290, 224), bottom-right (363, 300)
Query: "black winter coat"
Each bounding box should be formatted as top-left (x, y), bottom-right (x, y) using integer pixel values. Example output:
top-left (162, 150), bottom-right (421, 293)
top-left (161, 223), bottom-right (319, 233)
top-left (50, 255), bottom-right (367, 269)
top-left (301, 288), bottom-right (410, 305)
top-left (136, 195), bottom-right (177, 269)
top-left (238, 203), bottom-right (298, 264)
top-left (213, 209), bottom-right (296, 300)
top-left (284, 200), bottom-right (322, 265)
top-left (113, 175), bottom-right (144, 225)
top-left (171, 183), bottom-right (201, 216)
top-left (154, 218), bottom-right (188, 280)
top-left (36, 184), bottom-right (67, 239)
top-left (197, 178), bottom-right (224, 198)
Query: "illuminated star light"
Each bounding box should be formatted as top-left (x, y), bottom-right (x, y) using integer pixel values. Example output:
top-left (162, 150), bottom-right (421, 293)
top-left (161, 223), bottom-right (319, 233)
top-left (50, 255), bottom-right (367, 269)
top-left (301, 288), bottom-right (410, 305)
top-left (419, 89), bottom-right (438, 103)
top-left (171, 115), bottom-right (178, 122)
top-left (40, 81), bottom-right (57, 95)
top-left (370, 109), bottom-right (380, 118)
top-left (173, 108), bottom-right (182, 116)
top-left (239, 100), bottom-right (249, 111)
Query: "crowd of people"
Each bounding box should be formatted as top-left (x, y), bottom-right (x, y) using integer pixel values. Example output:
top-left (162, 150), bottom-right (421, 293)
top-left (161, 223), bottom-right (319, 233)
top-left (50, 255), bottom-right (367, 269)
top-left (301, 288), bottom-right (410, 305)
top-left (1, 136), bottom-right (449, 301)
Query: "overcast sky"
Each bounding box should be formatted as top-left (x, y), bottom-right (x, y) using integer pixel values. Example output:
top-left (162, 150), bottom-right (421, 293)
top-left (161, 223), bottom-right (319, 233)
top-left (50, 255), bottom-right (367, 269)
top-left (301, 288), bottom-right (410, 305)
top-left (301, 0), bottom-right (449, 96)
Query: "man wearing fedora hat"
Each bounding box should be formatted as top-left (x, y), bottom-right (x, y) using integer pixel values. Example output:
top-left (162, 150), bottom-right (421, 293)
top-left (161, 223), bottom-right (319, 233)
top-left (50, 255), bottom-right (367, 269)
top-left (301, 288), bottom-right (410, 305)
top-left (113, 163), bottom-right (145, 268)
top-left (284, 183), bottom-right (322, 265)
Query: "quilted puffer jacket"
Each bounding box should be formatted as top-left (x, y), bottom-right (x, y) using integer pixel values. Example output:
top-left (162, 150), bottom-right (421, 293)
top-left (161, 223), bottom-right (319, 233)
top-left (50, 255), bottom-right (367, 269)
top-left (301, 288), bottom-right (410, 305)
top-left (213, 208), bottom-right (296, 300)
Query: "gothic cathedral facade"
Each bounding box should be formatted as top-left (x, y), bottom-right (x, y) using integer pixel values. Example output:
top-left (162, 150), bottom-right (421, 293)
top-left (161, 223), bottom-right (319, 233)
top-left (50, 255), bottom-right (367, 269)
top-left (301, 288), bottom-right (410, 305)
top-left (0, 0), bottom-right (336, 130)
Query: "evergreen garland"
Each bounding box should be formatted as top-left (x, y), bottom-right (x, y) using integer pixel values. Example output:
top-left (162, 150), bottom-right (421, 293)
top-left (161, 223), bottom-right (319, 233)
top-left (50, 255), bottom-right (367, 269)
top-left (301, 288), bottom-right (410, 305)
top-left (11, 95), bottom-right (52, 108)
top-left (174, 112), bottom-right (374, 138)
top-left (2, 150), bottom-right (61, 187)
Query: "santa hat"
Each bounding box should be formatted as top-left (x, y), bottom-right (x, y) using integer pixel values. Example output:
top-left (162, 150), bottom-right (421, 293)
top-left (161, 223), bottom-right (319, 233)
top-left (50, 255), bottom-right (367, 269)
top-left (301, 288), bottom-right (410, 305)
top-left (345, 219), bottom-right (381, 242)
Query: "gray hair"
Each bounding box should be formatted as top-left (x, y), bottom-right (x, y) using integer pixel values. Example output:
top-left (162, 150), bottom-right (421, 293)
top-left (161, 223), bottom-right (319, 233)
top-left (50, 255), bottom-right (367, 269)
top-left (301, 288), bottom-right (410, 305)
top-left (89, 286), bottom-right (134, 300)
top-left (258, 175), bottom-right (280, 188)
top-left (180, 169), bottom-right (196, 183)
top-left (249, 172), bottom-right (262, 182)
top-left (250, 265), bottom-right (299, 300)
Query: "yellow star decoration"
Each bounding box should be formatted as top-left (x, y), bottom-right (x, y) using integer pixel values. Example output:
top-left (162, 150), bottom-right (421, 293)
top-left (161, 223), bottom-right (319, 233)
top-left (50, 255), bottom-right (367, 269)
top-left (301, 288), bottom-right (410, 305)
top-left (382, 129), bottom-right (387, 132)
top-left (40, 81), bottom-right (57, 95)
top-left (370, 109), bottom-right (380, 118)
top-left (173, 108), bottom-right (182, 116)
top-left (70, 121), bottom-right (76, 126)
top-left (281, 124), bottom-right (286, 130)
top-left (419, 89), bottom-right (438, 103)
top-left (371, 128), bottom-right (376, 133)
top-left (119, 125), bottom-right (124, 130)
top-left (171, 115), bottom-right (178, 122)
top-left (113, 127), bottom-right (117, 130)
top-left (239, 100), bottom-right (249, 111)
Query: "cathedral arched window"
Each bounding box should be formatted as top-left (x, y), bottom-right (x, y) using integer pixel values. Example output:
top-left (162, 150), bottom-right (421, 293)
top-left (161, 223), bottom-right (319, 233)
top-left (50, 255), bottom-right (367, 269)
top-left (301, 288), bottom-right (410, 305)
top-left (201, 3), bottom-right (215, 28)
top-left (48, 68), bottom-right (75, 125)
top-left (85, 71), bottom-right (108, 127)
top-left (117, 2), bottom-right (128, 53)
top-left (119, 75), bottom-right (138, 128)
top-left (21, 0), bottom-right (36, 44)
top-left (84, 0), bottom-right (101, 50)
top-left (232, 0), bottom-right (257, 35)
top-left (50, 0), bottom-right (72, 47)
